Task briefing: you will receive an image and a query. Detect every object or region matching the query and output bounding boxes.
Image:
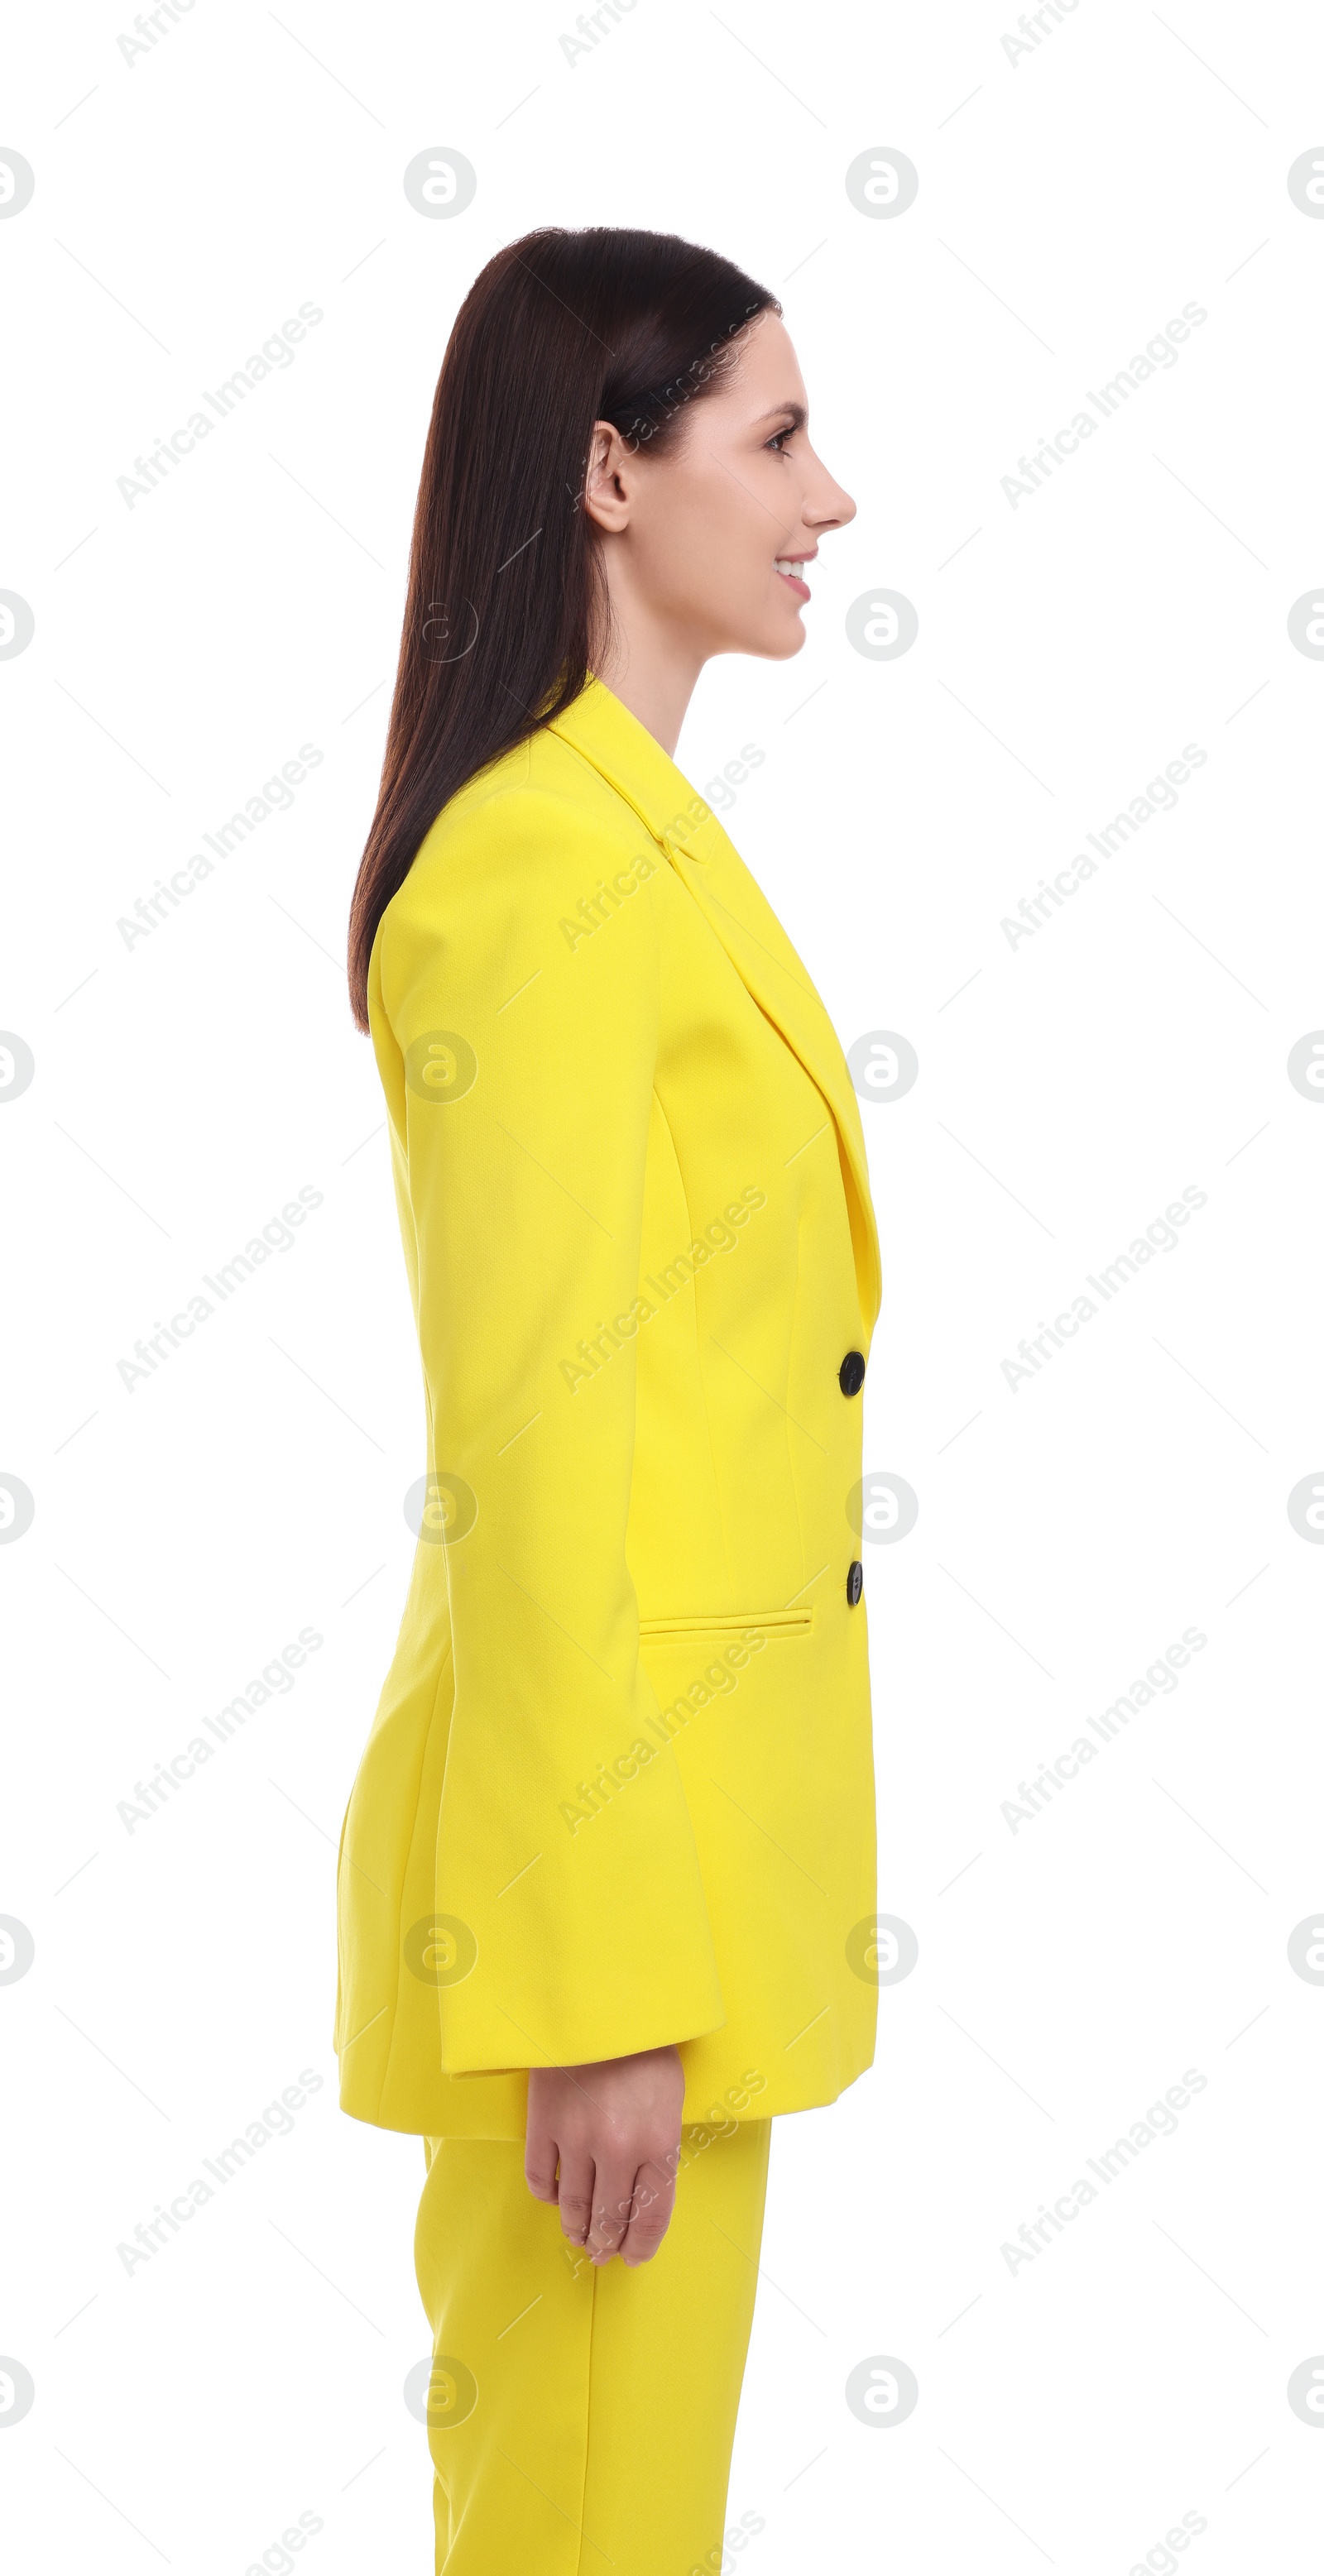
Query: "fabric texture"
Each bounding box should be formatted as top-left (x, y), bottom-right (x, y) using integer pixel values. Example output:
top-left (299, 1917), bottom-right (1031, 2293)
top-left (334, 676), bottom-right (882, 2134)
top-left (414, 2119), bottom-right (772, 2575)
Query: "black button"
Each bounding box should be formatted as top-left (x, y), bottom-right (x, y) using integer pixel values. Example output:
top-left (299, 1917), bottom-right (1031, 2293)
top-left (838, 1350), bottom-right (866, 1396)
top-left (847, 1559), bottom-right (863, 1606)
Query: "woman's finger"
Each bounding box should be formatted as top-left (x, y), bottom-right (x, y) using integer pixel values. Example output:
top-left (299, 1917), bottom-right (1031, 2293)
top-left (556, 2150), bottom-right (596, 2246)
top-left (620, 2151), bottom-right (679, 2266)
top-left (587, 2160), bottom-right (636, 2262)
top-left (524, 2116), bottom-right (560, 2205)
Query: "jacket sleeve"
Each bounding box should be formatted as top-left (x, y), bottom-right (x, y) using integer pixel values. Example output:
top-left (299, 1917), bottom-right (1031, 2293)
top-left (372, 774), bottom-right (726, 2076)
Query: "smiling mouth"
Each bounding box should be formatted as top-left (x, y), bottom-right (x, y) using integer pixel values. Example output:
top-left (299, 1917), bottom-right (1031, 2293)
top-left (774, 557), bottom-right (813, 597)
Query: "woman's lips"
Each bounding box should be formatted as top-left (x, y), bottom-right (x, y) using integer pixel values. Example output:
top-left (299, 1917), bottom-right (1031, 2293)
top-left (774, 559), bottom-right (812, 601)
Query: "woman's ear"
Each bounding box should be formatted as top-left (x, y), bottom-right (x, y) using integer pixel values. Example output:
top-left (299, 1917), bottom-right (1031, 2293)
top-left (583, 420), bottom-right (636, 534)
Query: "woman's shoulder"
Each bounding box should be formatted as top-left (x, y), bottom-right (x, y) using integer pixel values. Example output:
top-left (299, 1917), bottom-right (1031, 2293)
top-left (410, 723), bottom-right (649, 897)
top-left (373, 723), bottom-right (664, 1022)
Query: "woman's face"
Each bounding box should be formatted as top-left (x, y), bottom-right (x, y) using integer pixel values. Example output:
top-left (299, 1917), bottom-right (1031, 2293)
top-left (586, 312), bottom-right (856, 664)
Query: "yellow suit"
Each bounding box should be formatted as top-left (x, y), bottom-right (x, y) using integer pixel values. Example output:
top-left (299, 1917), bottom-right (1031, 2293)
top-left (335, 676), bottom-right (882, 2140)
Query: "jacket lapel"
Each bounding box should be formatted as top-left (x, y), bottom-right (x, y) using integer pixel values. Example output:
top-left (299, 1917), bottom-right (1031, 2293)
top-left (548, 680), bottom-right (882, 1332)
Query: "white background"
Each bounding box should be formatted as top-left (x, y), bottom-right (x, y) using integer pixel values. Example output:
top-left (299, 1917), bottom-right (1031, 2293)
top-left (4, 2), bottom-right (1324, 2569)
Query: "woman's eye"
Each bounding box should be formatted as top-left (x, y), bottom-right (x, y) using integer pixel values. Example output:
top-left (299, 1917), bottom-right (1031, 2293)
top-left (765, 429), bottom-right (793, 453)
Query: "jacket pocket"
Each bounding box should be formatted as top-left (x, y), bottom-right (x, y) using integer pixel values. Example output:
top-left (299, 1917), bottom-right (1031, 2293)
top-left (639, 1609), bottom-right (813, 1645)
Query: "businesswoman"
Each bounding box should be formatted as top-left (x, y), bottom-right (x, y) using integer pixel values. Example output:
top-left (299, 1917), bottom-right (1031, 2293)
top-left (338, 227), bottom-right (881, 2575)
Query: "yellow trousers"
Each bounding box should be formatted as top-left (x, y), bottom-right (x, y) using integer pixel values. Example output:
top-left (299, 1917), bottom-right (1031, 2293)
top-left (414, 2120), bottom-right (772, 2574)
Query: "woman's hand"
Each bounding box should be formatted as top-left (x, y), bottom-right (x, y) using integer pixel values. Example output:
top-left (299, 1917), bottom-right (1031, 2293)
top-left (525, 2045), bottom-right (685, 2267)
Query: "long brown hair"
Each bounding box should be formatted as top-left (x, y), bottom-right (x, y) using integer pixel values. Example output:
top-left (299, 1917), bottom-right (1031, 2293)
top-left (346, 226), bottom-right (778, 1029)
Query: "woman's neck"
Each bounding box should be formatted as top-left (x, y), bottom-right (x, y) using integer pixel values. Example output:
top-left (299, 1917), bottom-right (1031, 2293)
top-left (589, 595), bottom-right (706, 757)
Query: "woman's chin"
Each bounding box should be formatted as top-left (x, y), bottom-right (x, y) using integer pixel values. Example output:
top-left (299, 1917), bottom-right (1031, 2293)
top-left (742, 610), bottom-right (808, 663)
top-left (770, 619), bottom-right (809, 662)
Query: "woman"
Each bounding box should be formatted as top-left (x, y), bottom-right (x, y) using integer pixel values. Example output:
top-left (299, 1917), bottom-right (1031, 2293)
top-left (338, 226), bottom-right (881, 2574)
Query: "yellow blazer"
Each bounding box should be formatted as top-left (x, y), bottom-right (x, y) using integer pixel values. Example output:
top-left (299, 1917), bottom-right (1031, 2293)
top-left (335, 677), bottom-right (882, 2136)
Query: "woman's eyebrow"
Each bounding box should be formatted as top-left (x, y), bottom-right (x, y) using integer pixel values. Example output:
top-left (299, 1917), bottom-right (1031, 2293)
top-left (753, 401), bottom-right (807, 431)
